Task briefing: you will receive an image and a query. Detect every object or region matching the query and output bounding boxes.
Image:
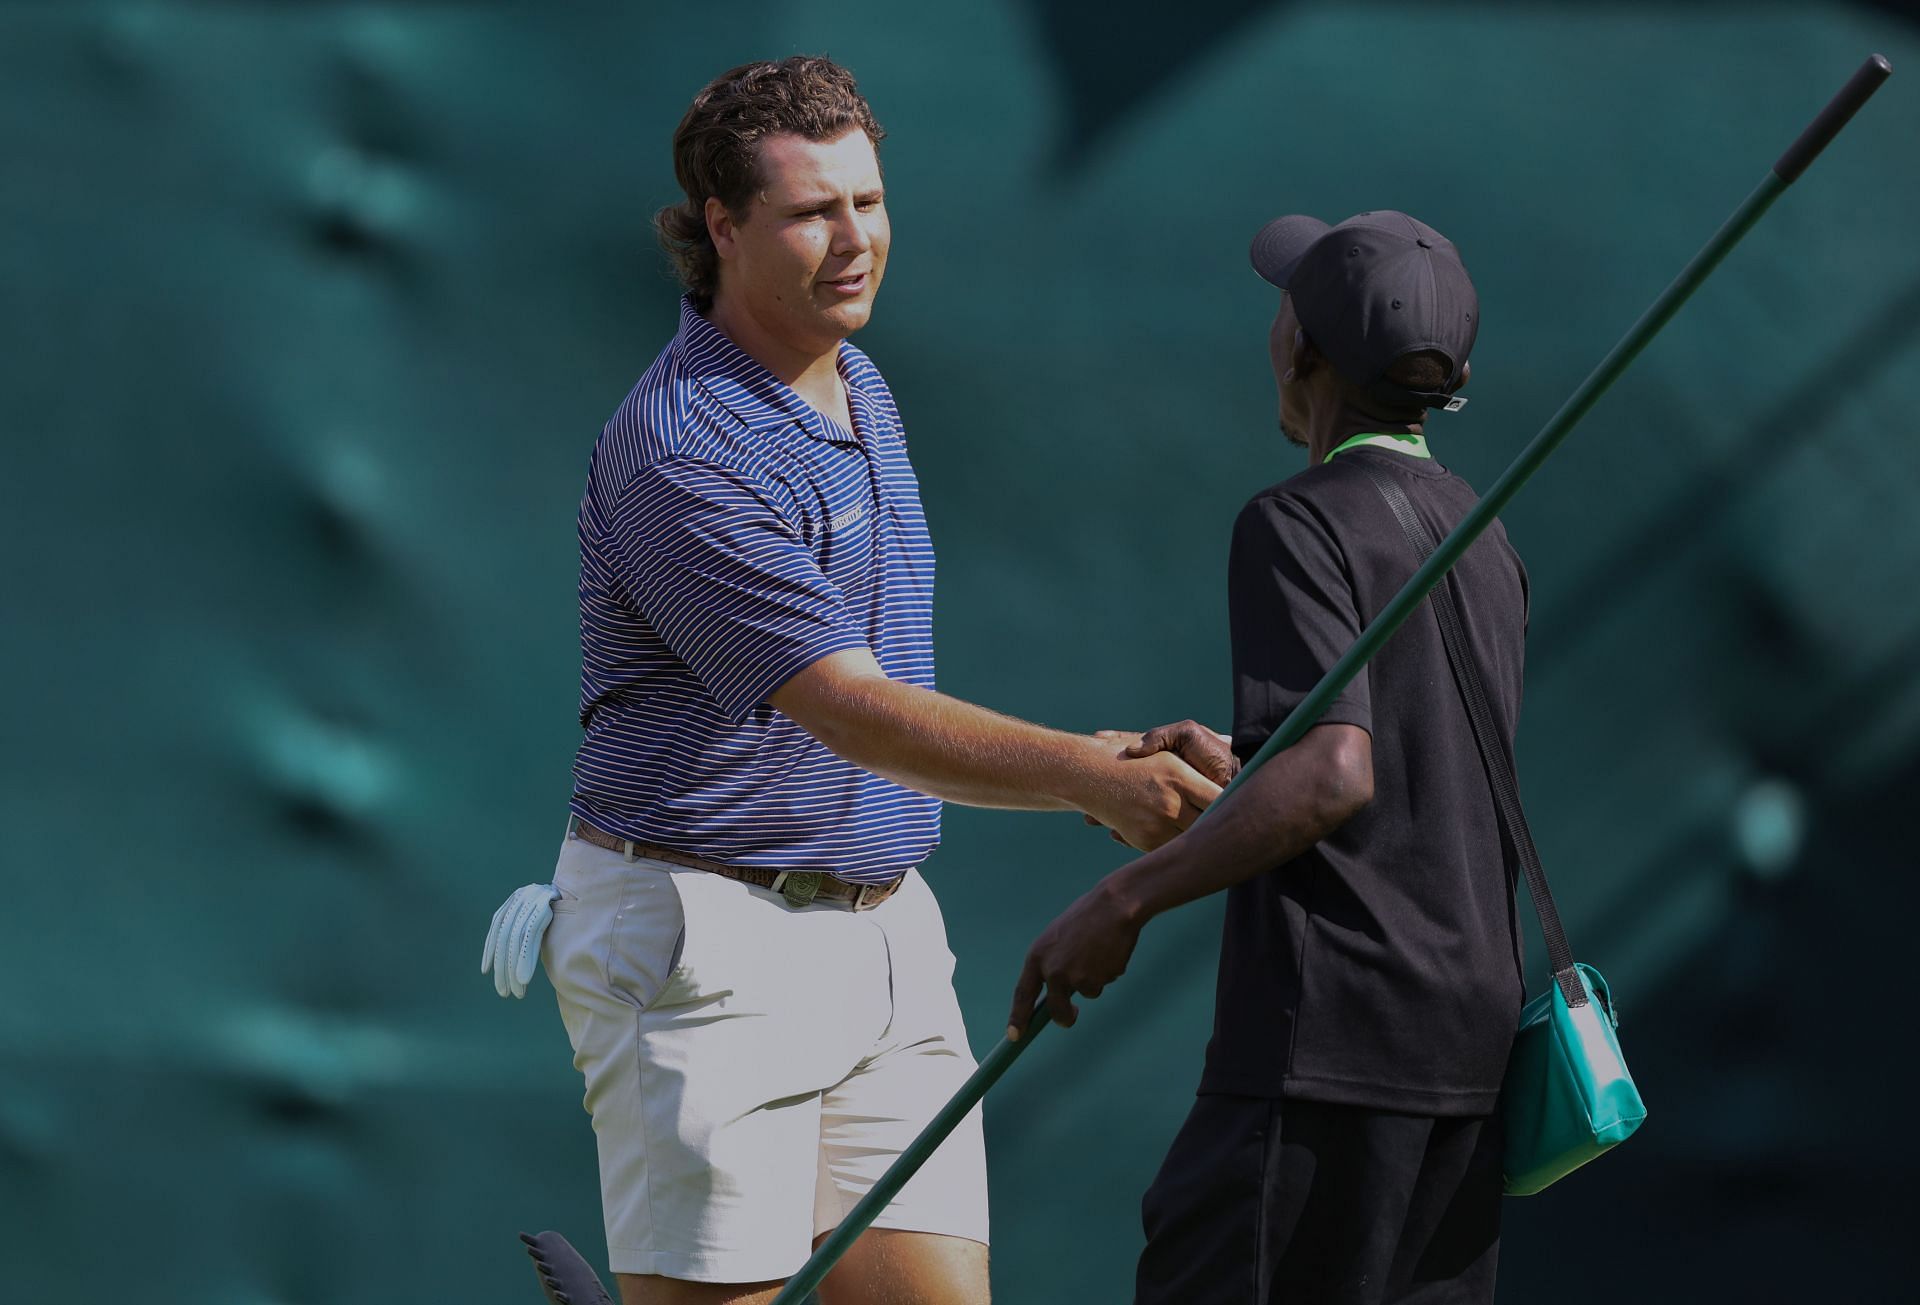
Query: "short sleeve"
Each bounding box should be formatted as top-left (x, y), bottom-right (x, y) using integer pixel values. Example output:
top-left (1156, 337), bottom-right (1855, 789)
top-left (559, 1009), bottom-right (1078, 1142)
top-left (604, 457), bottom-right (868, 722)
top-left (1227, 492), bottom-right (1371, 761)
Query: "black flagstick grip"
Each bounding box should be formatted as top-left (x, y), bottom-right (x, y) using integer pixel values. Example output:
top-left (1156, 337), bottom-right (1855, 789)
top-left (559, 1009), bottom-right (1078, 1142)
top-left (1774, 53), bottom-right (1892, 183)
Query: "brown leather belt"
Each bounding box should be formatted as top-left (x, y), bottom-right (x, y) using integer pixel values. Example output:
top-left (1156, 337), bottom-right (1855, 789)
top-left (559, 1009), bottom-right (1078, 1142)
top-left (569, 818), bottom-right (904, 911)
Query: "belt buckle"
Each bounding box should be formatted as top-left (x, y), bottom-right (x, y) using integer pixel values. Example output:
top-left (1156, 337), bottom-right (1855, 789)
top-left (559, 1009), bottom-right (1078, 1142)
top-left (781, 871), bottom-right (821, 908)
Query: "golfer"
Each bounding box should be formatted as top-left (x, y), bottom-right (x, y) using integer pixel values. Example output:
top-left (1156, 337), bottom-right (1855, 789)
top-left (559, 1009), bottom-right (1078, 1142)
top-left (1011, 210), bottom-right (1527, 1303)
top-left (484, 56), bottom-right (1220, 1305)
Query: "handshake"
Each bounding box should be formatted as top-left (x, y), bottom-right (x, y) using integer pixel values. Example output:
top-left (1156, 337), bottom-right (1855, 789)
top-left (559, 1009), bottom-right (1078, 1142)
top-left (1076, 720), bottom-right (1242, 852)
top-left (481, 717), bottom-right (1244, 1002)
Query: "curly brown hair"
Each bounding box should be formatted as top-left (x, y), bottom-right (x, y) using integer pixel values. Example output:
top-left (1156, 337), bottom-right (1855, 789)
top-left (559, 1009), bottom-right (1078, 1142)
top-left (655, 56), bottom-right (886, 311)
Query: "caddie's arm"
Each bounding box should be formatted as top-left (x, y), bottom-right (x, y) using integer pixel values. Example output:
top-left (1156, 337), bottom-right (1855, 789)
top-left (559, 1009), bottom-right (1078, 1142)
top-left (1108, 722), bottom-right (1372, 918)
top-left (771, 648), bottom-right (1220, 852)
top-left (1007, 722), bottom-right (1370, 1030)
top-left (1103, 485), bottom-right (1381, 913)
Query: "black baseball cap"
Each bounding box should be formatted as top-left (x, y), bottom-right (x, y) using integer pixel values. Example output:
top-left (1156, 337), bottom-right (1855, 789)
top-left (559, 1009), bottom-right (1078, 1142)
top-left (1249, 210), bottom-right (1478, 412)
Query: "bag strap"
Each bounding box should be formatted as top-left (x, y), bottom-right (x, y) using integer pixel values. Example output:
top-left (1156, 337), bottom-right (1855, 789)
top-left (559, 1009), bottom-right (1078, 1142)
top-left (1354, 459), bottom-right (1586, 1009)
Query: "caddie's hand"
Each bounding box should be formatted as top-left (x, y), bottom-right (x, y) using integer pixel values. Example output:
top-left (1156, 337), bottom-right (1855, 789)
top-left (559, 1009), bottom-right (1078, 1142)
top-left (1125, 719), bottom-right (1240, 786)
top-left (1008, 880), bottom-right (1142, 1038)
top-left (1088, 748), bottom-right (1221, 851)
top-left (481, 883), bottom-right (561, 999)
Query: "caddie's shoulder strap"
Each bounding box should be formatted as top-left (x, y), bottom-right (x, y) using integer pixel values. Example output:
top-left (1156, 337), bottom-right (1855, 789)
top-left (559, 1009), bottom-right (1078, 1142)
top-left (1353, 458), bottom-right (1587, 1010)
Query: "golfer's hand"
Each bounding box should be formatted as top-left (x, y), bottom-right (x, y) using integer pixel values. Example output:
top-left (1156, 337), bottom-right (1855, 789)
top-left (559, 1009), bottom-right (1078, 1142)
top-left (481, 883), bottom-right (560, 999)
top-left (1125, 720), bottom-right (1240, 785)
top-left (1085, 730), bottom-right (1148, 841)
top-left (1084, 726), bottom-right (1234, 844)
top-left (1082, 745), bottom-right (1220, 851)
top-left (1008, 881), bottom-right (1142, 1037)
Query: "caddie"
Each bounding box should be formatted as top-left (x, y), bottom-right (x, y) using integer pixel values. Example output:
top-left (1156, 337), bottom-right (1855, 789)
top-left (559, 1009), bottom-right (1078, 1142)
top-left (1011, 210), bottom-right (1528, 1305)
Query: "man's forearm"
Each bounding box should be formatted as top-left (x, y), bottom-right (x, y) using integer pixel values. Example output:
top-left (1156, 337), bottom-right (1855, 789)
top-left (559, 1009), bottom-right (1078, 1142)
top-left (1106, 725), bottom-right (1372, 922)
top-left (790, 665), bottom-right (1120, 811)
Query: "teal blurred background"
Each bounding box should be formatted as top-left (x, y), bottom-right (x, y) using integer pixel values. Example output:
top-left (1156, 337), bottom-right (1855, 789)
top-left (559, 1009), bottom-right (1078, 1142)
top-left (5, 2), bottom-right (1918, 1300)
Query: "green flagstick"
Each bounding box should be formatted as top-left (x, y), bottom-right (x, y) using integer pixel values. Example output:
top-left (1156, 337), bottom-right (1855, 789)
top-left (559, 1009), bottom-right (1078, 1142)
top-left (770, 53), bottom-right (1891, 1305)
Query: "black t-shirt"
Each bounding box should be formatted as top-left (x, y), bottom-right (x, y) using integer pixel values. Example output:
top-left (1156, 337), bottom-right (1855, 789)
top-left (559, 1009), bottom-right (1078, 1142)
top-left (1200, 446), bottom-right (1530, 1115)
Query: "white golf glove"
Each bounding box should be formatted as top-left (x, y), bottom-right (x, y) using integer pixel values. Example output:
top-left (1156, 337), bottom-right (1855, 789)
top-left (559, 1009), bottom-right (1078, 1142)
top-left (481, 883), bottom-right (560, 999)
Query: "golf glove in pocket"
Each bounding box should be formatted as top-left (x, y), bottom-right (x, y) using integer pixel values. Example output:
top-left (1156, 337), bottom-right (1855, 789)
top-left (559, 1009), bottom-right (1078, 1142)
top-left (482, 883), bottom-right (560, 999)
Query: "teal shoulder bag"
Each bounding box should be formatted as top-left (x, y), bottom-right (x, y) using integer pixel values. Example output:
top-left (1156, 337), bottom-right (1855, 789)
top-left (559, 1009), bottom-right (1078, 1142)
top-left (1358, 459), bottom-right (1646, 1195)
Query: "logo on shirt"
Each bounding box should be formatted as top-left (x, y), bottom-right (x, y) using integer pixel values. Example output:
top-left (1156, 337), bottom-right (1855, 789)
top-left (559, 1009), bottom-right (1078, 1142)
top-left (828, 502), bottom-right (868, 531)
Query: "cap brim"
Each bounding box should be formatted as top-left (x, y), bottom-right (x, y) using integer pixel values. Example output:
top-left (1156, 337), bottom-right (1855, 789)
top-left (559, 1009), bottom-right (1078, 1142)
top-left (1249, 214), bottom-right (1331, 289)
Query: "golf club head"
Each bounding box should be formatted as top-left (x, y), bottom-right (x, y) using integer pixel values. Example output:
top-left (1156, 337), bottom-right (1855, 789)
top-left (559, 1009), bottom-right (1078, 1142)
top-left (519, 1230), bottom-right (615, 1305)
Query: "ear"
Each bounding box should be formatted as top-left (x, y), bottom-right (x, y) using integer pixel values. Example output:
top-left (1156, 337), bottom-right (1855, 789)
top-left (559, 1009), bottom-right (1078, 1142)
top-left (1289, 328), bottom-right (1315, 381)
top-left (705, 196), bottom-right (739, 260)
top-left (1453, 359), bottom-right (1473, 392)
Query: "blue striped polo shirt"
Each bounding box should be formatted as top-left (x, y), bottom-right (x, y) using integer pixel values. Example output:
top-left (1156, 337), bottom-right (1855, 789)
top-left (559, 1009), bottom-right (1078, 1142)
top-left (568, 298), bottom-right (940, 884)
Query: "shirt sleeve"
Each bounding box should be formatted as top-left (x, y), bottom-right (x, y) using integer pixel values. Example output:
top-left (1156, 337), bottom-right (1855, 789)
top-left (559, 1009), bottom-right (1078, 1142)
top-left (604, 456), bottom-right (868, 722)
top-left (1227, 491), bottom-right (1371, 761)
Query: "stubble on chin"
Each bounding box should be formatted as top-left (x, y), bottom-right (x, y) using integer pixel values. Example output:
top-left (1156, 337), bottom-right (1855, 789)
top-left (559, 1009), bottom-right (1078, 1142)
top-left (787, 288), bottom-right (868, 345)
top-left (828, 295), bottom-right (877, 337)
top-left (1278, 415), bottom-right (1307, 449)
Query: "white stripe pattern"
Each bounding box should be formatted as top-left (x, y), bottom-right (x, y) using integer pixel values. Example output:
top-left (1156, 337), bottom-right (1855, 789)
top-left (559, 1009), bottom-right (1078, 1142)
top-left (569, 299), bottom-right (939, 882)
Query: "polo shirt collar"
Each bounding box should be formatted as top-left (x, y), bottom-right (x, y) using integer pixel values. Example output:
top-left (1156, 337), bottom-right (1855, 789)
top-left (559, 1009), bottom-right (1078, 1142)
top-left (675, 297), bottom-right (864, 443)
top-left (1324, 430), bottom-right (1431, 462)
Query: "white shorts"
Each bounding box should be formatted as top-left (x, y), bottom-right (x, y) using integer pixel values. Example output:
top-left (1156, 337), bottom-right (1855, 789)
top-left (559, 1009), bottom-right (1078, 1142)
top-left (540, 829), bottom-right (989, 1282)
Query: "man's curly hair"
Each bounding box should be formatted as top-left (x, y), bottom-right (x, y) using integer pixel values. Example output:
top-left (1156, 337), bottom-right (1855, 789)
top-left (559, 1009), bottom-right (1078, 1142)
top-left (655, 56), bottom-right (885, 311)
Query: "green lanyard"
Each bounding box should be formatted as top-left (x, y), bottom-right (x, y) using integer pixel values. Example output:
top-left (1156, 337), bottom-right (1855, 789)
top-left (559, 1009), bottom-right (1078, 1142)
top-left (1324, 430), bottom-right (1431, 463)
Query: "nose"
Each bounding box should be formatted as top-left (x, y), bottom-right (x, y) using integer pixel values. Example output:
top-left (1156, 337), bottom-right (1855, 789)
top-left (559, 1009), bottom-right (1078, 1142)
top-left (832, 208), bottom-right (873, 258)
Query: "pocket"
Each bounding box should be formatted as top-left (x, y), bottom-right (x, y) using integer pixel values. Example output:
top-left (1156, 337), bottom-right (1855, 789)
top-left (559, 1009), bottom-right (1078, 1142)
top-left (549, 833), bottom-right (592, 914)
top-left (602, 867), bottom-right (690, 1012)
top-left (895, 871), bottom-right (958, 979)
